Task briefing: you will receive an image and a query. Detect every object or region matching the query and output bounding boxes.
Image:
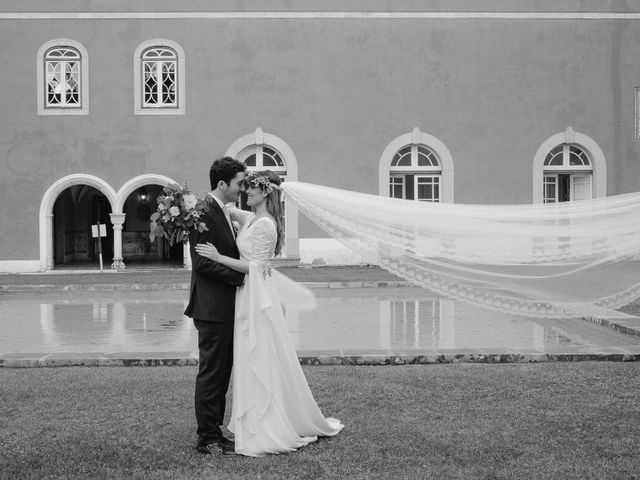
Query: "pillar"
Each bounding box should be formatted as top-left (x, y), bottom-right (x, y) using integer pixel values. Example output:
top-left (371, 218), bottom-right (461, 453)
top-left (183, 241), bottom-right (192, 269)
top-left (45, 213), bottom-right (54, 270)
top-left (110, 213), bottom-right (126, 269)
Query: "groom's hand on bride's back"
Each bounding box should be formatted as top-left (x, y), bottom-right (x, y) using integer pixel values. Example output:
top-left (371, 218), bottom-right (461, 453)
top-left (195, 242), bottom-right (219, 261)
top-left (190, 228), bottom-right (244, 286)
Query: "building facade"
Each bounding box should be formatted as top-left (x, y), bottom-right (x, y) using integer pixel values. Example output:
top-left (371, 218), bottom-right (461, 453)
top-left (1, 1), bottom-right (640, 272)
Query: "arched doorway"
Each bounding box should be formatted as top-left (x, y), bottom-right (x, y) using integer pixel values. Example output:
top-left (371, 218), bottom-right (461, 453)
top-left (52, 185), bottom-right (113, 267)
top-left (120, 184), bottom-right (183, 266)
top-left (40, 174), bottom-right (117, 271)
top-left (115, 174), bottom-right (186, 269)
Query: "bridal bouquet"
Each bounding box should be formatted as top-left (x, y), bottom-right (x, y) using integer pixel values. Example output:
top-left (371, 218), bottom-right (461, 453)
top-left (149, 182), bottom-right (209, 246)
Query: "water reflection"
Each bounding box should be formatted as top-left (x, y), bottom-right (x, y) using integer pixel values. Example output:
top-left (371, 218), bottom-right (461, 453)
top-left (0, 288), bottom-right (638, 355)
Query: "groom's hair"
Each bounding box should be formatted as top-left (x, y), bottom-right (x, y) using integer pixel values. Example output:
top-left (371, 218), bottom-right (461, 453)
top-left (210, 156), bottom-right (246, 190)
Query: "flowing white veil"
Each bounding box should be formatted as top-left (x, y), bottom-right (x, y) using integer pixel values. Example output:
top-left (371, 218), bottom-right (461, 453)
top-left (281, 182), bottom-right (640, 319)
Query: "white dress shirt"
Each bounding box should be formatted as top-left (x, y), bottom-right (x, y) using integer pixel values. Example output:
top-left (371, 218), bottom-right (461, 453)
top-left (209, 192), bottom-right (235, 238)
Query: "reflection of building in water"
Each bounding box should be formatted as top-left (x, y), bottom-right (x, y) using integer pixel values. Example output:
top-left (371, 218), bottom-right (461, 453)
top-left (37, 299), bottom-right (195, 353)
top-left (40, 303), bottom-right (58, 350)
top-left (379, 298), bottom-right (456, 349)
top-left (92, 302), bottom-right (109, 322)
top-left (40, 302), bottom-right (115, 351)
top-left (107, 301), bottom-right (194, 353)
top-left (380, 297), bottom-right (561, 350)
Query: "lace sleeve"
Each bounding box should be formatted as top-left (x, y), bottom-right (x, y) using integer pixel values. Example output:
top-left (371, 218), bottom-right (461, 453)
top-left (250, 218), bottom-right (277, 268)
top-left (228, 205), bottom-right (255, 227)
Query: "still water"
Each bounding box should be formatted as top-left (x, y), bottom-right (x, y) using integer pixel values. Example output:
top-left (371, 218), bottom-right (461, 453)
top-left (1, 288), bottom-right (639, 355)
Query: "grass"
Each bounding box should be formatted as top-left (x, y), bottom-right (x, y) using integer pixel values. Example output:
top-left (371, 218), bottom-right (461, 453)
top-left (1, 364), bottom-right (639, 480)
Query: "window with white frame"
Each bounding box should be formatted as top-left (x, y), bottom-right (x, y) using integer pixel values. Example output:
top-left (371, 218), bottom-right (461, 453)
top-left (37, 39), bottom-right (89, 115)
top-left (389, 145), bottom-right (441, 202)
top-left (141, 47), bottom-right (177, 108)
top-left (542, 144), bottom-right (593, 203)
top-left (45, 47), bottom-right (81, 108)
top-left (134, 40), bottom-right (185, 115)
top-left (237, 145), bottom-right (287, 210)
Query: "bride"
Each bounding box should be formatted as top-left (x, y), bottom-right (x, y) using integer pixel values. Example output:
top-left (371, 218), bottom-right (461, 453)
top-left (195, 170), bottom-right (343, 457)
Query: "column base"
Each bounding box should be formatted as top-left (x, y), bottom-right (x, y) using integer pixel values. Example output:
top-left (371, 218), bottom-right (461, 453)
top-left (111, 258), bottom-right (126, 270)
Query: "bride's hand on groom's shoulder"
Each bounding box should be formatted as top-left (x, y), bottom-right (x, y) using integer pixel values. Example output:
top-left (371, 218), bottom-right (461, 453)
top-left (195, 242), bottom-right (220, 261)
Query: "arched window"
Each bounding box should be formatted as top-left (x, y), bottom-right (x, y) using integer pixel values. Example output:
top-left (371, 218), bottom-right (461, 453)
top-left (142, 47), bottom-right (177, 107)
top-left (533, 128), bottom-right (604, 204)
top-left (542, 144), bottom-right (592, 203)
top-left (237, 145), bottom-right (288, 209)
top-left (226, 128), bottom-right (300, 258)
top-left (37, 39), bottom-right (89, 115)
top-left (389, 144), bottom-right (442, 202)
top-left (241, 145), bottom-right (287, 175)
top-left (380, 128), bottom-right (454, 203)
top-left (134, 40), bottom-right (185, 115)
top-left (45, 47), bottom-right (81, 108)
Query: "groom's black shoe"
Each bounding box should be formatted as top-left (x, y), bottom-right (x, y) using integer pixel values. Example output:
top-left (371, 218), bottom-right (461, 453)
top-left (220, 435), bottom-right (234, 448)
top-left (196, 439), bottom-right (223, 454)
top-left (221, 443), bottom-right (239, 456)
top-left (196, 436), bottom-right (235, 455)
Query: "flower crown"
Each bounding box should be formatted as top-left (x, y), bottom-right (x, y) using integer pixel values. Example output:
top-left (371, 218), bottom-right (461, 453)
top-left (245, 172), bottom-right (281, 194)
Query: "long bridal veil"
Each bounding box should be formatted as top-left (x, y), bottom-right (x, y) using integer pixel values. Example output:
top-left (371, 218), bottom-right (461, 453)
top-left (280, 182), bottom-right (640, 319)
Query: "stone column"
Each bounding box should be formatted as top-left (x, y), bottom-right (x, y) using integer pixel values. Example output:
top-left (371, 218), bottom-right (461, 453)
top-left (45, 213), bottom-right (54, 270)
top-left (183, 241), bottom-right (192, 269)
top-left (110, 213), bottom-right (126, 269)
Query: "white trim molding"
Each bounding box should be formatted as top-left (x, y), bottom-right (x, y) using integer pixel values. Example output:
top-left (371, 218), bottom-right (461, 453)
top-left (635, 87), bottom-right (640, 141)
top-left (6, 12), bottom-right (640, 20)
top-left (226, 128), bottom-right (300, 258)
top-left (133, 39), bottom-right (185, 115)
top-left (36, 38), bottom-right (89, 115)
top-left (532, 127), bottom-right (606, 203)
top-left (225, 127), bottom-right (299, 181)
top-left (379, 127), bottom-right (454, 202)
top-left (39, 174), bottom-right (117, 271)
top-left (115, 173), bottom-right (178, 212)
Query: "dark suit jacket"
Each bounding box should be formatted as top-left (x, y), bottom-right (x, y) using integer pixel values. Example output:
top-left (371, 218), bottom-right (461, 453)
top-left (184, 196), bottom-right (245, 322)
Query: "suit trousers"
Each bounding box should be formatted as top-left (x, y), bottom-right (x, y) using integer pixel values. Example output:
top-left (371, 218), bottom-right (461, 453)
top-left (194, 319), bottom-right (234, 442)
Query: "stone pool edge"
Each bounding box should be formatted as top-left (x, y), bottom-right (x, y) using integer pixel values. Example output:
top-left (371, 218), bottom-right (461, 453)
top-left (2, 349), bottom-right (640, 368)
top-left (0, 280), bottom-right (411, 292)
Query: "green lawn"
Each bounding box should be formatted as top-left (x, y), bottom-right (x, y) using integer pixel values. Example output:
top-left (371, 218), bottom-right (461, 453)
top-left (1, 364), bottom-right (638, 479)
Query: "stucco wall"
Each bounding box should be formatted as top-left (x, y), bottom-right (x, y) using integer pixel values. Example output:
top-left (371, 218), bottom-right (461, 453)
top-left (2, 3), bottom-right (640, 263)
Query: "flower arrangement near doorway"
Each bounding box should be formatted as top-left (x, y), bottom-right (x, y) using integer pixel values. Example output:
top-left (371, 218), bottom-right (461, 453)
top-left (149, 182), bottom-right (209, 246)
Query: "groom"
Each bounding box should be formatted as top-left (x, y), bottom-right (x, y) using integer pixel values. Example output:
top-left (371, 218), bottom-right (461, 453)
top-left (184, 156), bottom-right (246, 455)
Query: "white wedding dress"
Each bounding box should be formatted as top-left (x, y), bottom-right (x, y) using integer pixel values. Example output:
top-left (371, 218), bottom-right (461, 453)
top-left (227, 210), bottom-right (343, 457)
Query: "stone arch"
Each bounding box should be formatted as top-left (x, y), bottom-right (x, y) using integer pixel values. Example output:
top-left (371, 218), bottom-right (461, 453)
top-left (116, 173), bottom-right (178, 212)
top-left (532, 127), bottom-right (606, 203)
top-left (225, 127), bottom-right (299, 181)
top-left (39, 174), bottom-right (117, 270)
top-left (113, 174), bottom-right (186, 269)
top-left (378, 127), bottom-right (454, 202)
top-left (226, 128), bottom-right (300, 259)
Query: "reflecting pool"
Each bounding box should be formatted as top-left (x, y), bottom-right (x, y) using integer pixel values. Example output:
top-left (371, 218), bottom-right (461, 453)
top-left (1, 288), bottom-right (639, 355)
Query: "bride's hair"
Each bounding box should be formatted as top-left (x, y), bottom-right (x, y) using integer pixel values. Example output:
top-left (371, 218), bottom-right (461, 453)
top-left (250, 170), bottom-right (284, 257)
